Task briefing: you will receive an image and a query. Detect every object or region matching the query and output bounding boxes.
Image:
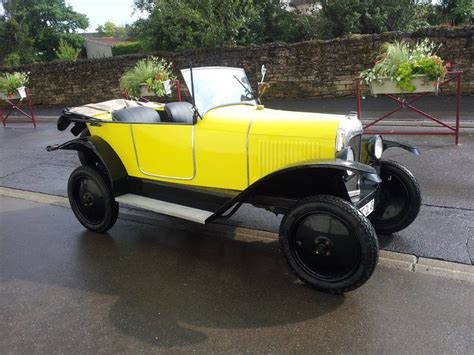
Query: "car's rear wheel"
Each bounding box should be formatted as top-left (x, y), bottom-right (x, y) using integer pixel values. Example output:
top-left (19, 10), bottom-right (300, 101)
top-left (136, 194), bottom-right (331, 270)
top-left (68, 166), bottom-right (118, 233)
top-left (279, 195), bottom-right (378, 294)
top-left (369, 160), bottom-right (421, 235)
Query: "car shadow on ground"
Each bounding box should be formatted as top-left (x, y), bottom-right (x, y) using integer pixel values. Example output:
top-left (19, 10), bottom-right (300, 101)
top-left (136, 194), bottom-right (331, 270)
top-left (75, 226), bottom-right (344, 347)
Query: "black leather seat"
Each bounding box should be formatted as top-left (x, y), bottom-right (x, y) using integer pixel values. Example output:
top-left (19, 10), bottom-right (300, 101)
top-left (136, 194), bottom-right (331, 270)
top-left (112, 106), bottom-right (161, 123)
top-left (164, 102), bottom-right (194, 124)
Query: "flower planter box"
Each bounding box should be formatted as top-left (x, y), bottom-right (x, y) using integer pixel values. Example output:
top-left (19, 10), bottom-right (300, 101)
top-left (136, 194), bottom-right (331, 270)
top-left (0, 86), bottom-right (27, 100)
top-left (369, 75), bottom-right (439, 96)
top-left (139, 84), bottom-right (155, 97)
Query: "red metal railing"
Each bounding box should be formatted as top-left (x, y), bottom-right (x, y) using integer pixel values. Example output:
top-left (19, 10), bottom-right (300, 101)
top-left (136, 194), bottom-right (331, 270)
top-left (0, 87), bottom-right (36, 128)
top-left (356, 71), bottom-right (463, 144)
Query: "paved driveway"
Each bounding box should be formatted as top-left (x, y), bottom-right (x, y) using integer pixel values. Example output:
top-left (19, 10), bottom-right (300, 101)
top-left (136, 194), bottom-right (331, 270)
top-left (1, 196), bottom-right (473, 353)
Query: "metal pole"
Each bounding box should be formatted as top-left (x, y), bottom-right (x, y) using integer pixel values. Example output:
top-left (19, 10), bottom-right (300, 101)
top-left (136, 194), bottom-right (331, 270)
top-left (455, 72), bottom-right (461, 145)
top-left (175, 80), bottom-right (182, 102)
top-left (26, 88), bottom-right (36, 128)
top-left (356, 77), bottom-right (361, 120)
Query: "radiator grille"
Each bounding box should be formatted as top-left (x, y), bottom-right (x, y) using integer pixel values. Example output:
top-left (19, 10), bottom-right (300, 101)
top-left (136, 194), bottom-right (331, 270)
top-left (257, 138), bottom-right (321, 177)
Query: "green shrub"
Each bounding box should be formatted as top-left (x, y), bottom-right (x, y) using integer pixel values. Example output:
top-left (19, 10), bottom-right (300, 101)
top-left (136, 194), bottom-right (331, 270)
top-left (4, 53), bottom-right (22, 67)
top-left (360, 39), bottom-right (450, 92)
top-left (112, 42), bottom-right (145, 56)
top-left (0, 72), bottom-right (29, 96)
top-left (119, 57), bottom-right (175, 97)
top-left (56, 39), bottom-right (81, 61)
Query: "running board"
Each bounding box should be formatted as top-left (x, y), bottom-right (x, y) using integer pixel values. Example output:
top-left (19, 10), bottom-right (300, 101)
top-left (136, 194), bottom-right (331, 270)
top-left (115, 194), bottom-right (213, 224)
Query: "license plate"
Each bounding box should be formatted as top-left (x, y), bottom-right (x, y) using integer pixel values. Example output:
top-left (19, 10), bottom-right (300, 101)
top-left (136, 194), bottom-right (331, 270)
top-left (360, 199), bottom-right (375, 216)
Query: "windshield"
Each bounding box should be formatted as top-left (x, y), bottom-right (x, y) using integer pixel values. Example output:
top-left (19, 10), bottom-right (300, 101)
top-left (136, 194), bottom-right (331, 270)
top-left (181, 67), bottom-right (257, 116)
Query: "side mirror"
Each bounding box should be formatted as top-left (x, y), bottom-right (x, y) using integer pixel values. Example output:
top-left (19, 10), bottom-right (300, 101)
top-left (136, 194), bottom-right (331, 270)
top-left (258, 65), bottom-right (269, 99)
top-left (260, 65), bottom-right (267, 84)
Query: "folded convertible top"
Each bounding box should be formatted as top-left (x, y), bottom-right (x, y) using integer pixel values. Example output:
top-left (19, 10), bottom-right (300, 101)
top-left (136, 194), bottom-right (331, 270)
top-left (68, 99), bottom-right (163, 118)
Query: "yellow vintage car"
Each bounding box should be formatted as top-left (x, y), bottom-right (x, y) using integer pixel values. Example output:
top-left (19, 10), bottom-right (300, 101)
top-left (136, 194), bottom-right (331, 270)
top-left (48, 66), bottom-right (421, 294)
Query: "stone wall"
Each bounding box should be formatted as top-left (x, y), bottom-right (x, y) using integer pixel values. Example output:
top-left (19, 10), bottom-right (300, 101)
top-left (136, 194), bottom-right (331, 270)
top-left (1, 26), bottom-right (472, 106)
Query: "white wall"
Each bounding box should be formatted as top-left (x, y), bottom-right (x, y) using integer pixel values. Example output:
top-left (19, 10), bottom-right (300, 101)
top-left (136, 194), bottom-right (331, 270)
top-left (85, 40), bottom-right (113, 59)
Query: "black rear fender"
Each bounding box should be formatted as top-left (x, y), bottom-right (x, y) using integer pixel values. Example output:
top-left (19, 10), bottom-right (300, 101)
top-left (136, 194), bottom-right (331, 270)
top-left (56, 136), bottom-right (128, 195)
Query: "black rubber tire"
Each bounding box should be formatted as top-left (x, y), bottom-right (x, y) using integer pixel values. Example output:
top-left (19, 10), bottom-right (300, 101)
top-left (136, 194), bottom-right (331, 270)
top-left (279, 195), bottom-right (378, 294)
top-left (68, 165), bottom-right (118, 233)
top-left (369, 160), bottom-right (421, 235)
top-left (77, 129), bottom-right (90, 166)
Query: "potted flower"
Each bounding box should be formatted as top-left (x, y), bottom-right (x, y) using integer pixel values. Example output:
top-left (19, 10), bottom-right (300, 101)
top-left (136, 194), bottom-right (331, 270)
top-left (120, 56), bottom-right (175, 98)
top-left (0, 72), bottom-right (30, 100)
top-left (360, 39), bottom-right (451, 95)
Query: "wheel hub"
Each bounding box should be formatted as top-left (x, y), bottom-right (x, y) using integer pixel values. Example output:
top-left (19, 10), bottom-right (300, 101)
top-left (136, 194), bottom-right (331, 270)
top-left (314, 236), bottom-right (331, 256)
top-left (82, 192), bottom-right (94, 207)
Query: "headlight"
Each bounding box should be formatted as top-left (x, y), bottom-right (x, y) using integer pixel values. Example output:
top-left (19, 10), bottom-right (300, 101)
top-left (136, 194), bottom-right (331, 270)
top-left (368, 135), bottom-right (384, 160)
top-left (374, 135), bottom-right (383, 159)
top-left (336, 130), bottom-right (346, 152)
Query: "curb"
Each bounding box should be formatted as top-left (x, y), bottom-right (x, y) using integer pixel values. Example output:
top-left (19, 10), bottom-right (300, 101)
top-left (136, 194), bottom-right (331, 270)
top-left (1, 186), bottom-right (473, 283)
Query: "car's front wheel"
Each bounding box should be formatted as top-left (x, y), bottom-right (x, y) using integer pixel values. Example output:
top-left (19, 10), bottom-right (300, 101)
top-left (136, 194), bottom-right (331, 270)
top-left (369, 160), bottom-right (421, 235)
top-left (68, 166), bottom-right (118, 233)
top-left (279, 195), bottom-right (378, 294)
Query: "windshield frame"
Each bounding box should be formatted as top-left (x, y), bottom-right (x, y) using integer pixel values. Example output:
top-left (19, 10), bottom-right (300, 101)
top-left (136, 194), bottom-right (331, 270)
top-left (181, 66), bottom-right (257, 117)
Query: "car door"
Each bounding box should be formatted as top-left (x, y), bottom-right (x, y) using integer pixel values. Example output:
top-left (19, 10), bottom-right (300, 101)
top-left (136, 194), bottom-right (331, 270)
top-left (131, 123), bottom-right (195, 180)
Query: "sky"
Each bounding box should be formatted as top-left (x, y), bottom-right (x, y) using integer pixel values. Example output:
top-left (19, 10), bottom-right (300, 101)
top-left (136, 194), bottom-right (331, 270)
top-left (65, 0), bottom-right (148, 32)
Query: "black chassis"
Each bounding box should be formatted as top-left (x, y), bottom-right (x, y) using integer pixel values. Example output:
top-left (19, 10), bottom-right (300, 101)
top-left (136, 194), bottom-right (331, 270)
top-left (48, 118), bottom-right (420, 223)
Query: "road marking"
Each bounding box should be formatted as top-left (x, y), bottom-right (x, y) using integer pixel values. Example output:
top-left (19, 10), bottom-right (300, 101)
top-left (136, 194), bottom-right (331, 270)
top-left (1, 186), bottom-right (473, 282)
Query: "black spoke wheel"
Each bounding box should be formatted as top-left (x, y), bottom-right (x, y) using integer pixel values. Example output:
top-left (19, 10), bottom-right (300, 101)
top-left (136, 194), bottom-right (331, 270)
top-left (280, 195), bottom-right (378, 294)
top-left (369, 160), bottom-right (421, 235)
top-left (68, 166), bottom-right (118, 233)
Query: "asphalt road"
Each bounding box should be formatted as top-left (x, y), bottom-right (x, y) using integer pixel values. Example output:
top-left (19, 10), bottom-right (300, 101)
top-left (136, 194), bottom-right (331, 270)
top-left (1, 120), bottom-right (473, 264)
top-left (1, 196), bottom-right (473, 353)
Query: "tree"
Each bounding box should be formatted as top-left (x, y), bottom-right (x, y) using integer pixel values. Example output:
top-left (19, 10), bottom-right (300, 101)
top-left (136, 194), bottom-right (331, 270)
top-left (436, 0), bottom-right (473, 25)
top-left (133, 0), bottom-right (156, 12)
top-left (96, 21), bottom-right (128, 37)
top-left (0, 0), bottom-right (88, 64)
top-left (0, 14), bottom-right (36, 64)
top-left (56, 38), bottom-right (81, 61)
top-left (129, 0), bottom-right (471, 50)
top-left (1, 0), bottom-right (19, 18)
top-left (316, 0), bottom-right (432, 39)
top-left (131, 0), bottom-right (313, 51)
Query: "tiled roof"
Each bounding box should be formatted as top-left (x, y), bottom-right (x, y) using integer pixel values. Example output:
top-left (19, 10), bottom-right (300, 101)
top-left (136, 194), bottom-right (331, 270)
top-left (85, 37), bottom-right (130, 47)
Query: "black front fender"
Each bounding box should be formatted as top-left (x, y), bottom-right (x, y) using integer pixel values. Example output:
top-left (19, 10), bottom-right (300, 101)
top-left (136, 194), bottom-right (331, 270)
top-left (48, 136), bottom-right (128, 195)
top-left (383, 139), bottom-right (421, 155)
top-left (362, 137), bottom-right (420, 164)
top-left (209, 159), bottom-right (380, 221)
